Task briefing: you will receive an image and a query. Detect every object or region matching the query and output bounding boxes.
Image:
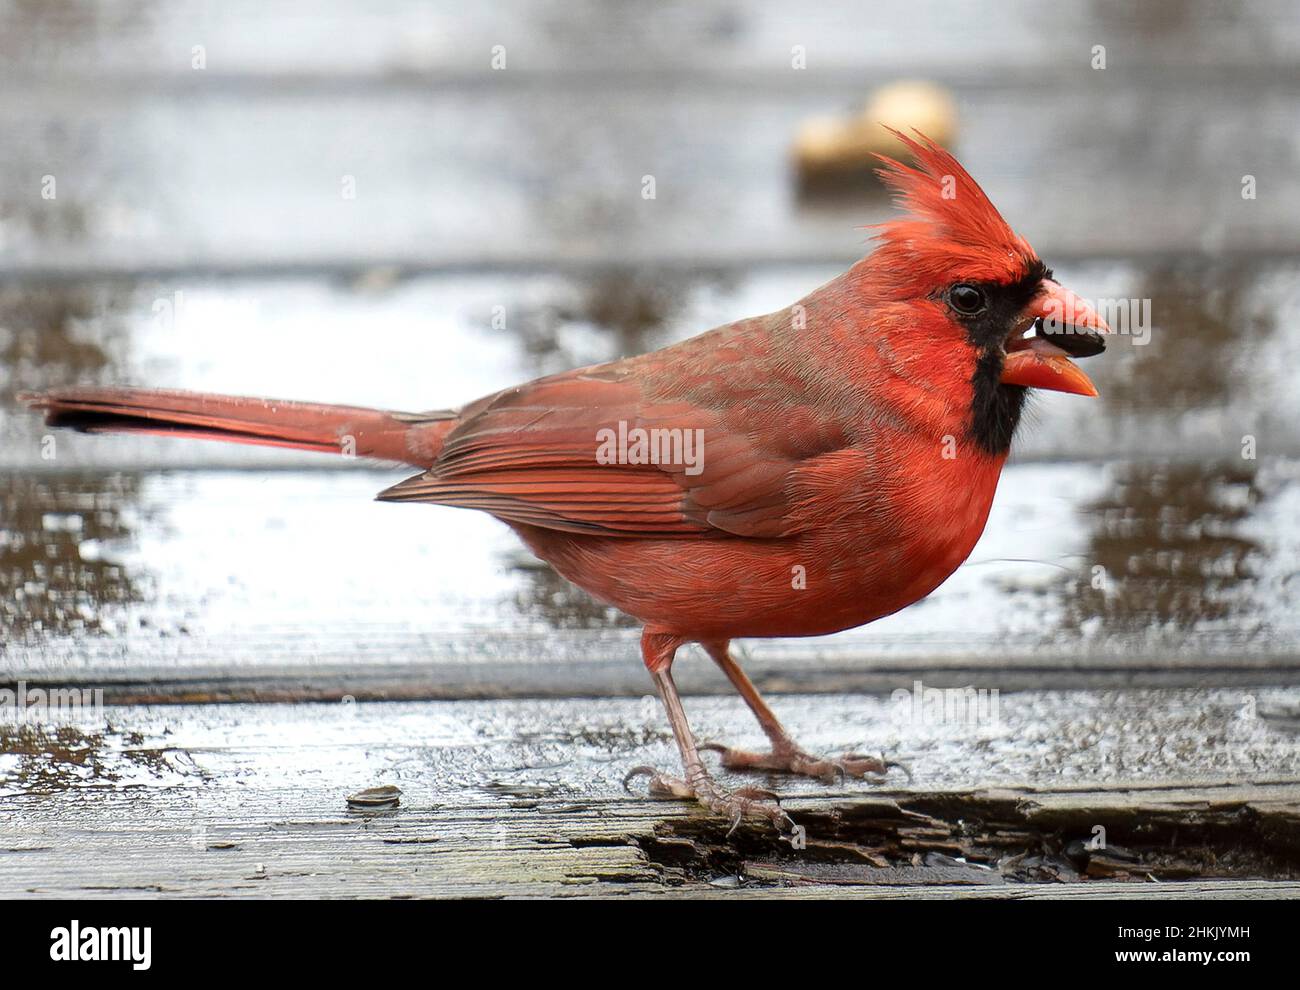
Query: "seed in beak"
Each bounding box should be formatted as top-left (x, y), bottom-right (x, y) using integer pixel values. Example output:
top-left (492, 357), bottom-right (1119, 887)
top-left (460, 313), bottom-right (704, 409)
top-left (1033, 317), bottom-right (1107, 358)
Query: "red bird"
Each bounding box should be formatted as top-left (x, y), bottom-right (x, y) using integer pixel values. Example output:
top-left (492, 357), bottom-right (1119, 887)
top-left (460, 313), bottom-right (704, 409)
top-left (24, 134), bottom-right (1108, 831)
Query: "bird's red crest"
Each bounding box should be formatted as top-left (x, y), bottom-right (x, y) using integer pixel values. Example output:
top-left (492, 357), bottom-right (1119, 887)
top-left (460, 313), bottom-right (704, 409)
top-left (870, 130), bottom-right (1039, 291)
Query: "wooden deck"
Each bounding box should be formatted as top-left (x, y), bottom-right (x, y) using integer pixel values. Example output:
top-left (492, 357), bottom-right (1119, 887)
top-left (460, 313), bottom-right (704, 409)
top-left (4, 689), bottom-right (1298, 898)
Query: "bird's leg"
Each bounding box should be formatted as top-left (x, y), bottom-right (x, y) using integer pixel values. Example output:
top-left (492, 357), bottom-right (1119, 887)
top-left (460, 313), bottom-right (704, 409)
top-left (623, 630), bottom-right (794, 835)
top-left (699, 639), bottom-right (897, 783)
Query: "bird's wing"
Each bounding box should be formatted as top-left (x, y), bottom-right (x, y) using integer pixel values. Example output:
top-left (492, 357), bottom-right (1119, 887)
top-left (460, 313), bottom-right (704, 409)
top-left (375, 363), bottom-right (852, 539)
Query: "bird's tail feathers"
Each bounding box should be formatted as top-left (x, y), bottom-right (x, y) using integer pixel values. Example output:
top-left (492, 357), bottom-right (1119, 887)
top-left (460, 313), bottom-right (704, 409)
top-left (20, 386), bottom-right (455, 468)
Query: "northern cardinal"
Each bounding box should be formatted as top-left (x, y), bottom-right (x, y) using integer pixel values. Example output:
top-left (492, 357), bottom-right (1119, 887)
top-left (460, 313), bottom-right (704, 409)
top-left (24, 133), bottom-right (1108, 832)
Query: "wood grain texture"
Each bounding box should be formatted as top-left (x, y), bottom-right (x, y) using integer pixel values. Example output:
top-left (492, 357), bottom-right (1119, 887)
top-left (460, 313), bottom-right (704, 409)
top-left (3, 693), bottom-right (1297, 898)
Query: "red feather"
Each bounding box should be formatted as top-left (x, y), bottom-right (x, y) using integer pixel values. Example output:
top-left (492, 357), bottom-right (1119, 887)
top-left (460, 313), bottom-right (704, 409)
top-left (871, 129), bottom-right (1040, 292)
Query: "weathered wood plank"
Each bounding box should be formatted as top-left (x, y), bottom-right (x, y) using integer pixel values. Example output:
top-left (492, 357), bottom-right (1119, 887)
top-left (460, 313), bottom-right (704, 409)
top-left (8, 0), bottom-right (1300, 84)
top-left (9, 658), bottom-right (1300, 701)
top-left (4, 464), bottom-right (1298, 682)
top-left (2, 692), bottom-right (1297, 897)
top-left (4, 1), bottom-right (1300, 275)
top-left (4, 785), bottom-right (1299, 899)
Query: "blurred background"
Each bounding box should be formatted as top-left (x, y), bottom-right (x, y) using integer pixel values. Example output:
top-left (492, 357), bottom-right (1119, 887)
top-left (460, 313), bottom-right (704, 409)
top-left (2, 0), bottom-right (1298, 691)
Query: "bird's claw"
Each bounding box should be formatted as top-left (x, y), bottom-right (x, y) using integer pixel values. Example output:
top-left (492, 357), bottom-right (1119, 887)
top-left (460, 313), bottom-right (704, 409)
top-left (702, 741), bottom-right (908, 785)
top-left (622, 764), bottom-right (795, 836)
top-left (708, 784), bottom-right (795, 838)
top-left (833, 752), bottom-right (914, 782)
top-left (622, 765), bottom-right (692, 799)
top-left (883, 758), bottom-right (914, 783)
top-left (622, 765), bottom-right (655, 794)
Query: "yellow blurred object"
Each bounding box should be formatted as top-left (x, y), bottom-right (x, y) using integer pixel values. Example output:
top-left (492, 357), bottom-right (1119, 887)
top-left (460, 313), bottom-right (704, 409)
top-left (861, 80), bottom-right (958, 155)
top-left (793, 80), bottom-right (958, 193)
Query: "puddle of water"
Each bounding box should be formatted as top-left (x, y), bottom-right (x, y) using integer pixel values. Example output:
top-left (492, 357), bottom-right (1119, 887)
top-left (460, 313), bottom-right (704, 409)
top-left (3, 689), bottom-right (1293, 801)
top-left (0, 473), bottom-right (147, 637)
top-left (0, 720), bottom-right (195, 796)
top-left (0, 458), bottom-right (1296, 666)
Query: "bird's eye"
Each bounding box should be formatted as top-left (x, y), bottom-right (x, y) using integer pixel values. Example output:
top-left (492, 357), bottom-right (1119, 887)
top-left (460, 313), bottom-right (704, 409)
top-left (948, 284), bottom-right (986, 315)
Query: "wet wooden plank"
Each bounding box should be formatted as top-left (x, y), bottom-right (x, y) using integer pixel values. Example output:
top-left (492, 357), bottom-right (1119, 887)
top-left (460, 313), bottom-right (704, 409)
top-left (4, 3), bottom-right (1300, 274)
top-left (5, 787), bottom-right (1300, 899)
top-left (2, 693), bottom-right (1297, 898)
top-left (3, 463), bottom-right (1298, 681)
top-left (9, 656), bottom-right (1300, 701)
top-left (3, 84), bottom-right (1297, 275)
top-left (7, 0), bottom-right (1300, 83)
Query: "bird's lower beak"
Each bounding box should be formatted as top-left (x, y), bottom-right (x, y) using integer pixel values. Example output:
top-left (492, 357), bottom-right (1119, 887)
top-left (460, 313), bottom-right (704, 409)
top-left (1000, 279), bottom-right (1110, 397)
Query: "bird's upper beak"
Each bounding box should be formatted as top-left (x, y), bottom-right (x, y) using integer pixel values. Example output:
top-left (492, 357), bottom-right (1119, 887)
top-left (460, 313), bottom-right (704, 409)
top-left (1000, 279), bottom-right (1110, 397)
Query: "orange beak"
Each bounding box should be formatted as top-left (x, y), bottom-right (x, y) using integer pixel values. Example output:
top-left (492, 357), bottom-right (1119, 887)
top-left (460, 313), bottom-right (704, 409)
top-left (999, 279), bottom-right (1111, 397)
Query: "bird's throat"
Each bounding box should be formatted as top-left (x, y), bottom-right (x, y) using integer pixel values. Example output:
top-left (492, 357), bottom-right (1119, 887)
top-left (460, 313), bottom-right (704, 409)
top-left (969, 348), bottom-right (1028, 456)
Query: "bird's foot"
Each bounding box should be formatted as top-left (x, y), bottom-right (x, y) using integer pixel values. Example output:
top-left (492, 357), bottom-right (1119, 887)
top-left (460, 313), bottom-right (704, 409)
top-left (622, 765), bottom-right (795, 836)
top-left (700, 741), bottom-right (910, 784)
